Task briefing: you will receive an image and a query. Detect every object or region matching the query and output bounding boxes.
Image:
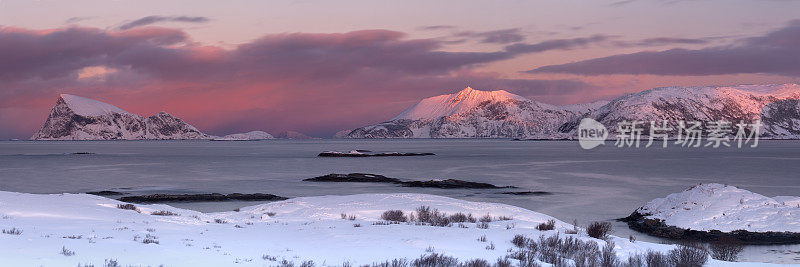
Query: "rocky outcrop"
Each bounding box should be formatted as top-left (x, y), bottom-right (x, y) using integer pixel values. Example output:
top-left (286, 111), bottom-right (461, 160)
top-left (317, 151), bottom-right (435, 157)
top-left (303, 173), bottom-right (515, 189)
top-left (620, 211), bottom-right (800, 244)
top-left (119, 193), bottom-right (288, 203)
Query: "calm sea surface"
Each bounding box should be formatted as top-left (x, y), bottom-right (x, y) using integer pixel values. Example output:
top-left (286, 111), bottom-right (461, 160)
top-left (1, 139), bottom-right (799, 263)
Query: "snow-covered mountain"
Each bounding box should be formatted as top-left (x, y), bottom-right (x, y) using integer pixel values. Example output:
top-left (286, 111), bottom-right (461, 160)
top-left (212, 131), bottom-right (274, 141)
top-left (560, 84), bottom-right (800, 138)
top-left (340, 84), bottom-right (800, 139)
top-left (340, 87), bottom-right (595, 138)
top-left (31, 94), bottom-right (210, 140)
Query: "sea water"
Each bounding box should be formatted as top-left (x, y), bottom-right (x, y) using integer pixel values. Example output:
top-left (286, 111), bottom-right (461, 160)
top-left (1, 139), bottom-right (798, 263)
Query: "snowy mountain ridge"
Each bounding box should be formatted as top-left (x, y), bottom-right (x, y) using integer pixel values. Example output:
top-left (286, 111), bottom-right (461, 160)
top-left (59, 94), bottom-right (130, 116)
top-left (392, 87), bottom-right (532, 120)
top-left (32, 94), bottom-right (210, 140)
top-left (341, 84), bottom-right (800, 139)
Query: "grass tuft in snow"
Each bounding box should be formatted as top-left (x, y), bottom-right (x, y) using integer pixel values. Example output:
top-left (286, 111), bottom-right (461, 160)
top-left (1, 227), bottom-right (22, 235)
top-left (116, 203), bottom-right (138, 212)
top-left (150, 210), bottom-right (179, 216)
top-left (60, 246), bottom-right (75, 256)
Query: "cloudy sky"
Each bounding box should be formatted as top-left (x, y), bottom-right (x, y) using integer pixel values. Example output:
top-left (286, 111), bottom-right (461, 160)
top-left (1, 0), bottom-right (799, 138)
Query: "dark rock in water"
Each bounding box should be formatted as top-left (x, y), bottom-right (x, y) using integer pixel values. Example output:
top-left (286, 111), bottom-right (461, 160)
top-left (501, 191), bottom-right (552, 196)
top-left (401, 179), bottom-right (514, 189)
top-left (86, 190), bottom-right (125, 196)
top-left (620, 212), bottom-right (800, 245)
top-left (303, 173), bottom-right (516, 189)
top-left (71, 152), bottom-right (96, 155)
top-left (119, 193), bottom-right (288, 203)
top-left (354, 149), bottom-right (372, 152)
top-left (304, 173), bottom-right (403, 184)
top-left (317, 151), bottom-right (435, 157)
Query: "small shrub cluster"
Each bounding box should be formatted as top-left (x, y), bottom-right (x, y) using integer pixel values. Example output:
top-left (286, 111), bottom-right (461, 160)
top-left (151, 210), bottom-right (179, 216)
top-left (1, 227), bottom-right (22, 235)
top-left (536, 219), bottom-right (555, 231)
top-left (668, 243), bottom-right (708, 267)
top-left (142, 233), bottom-right (159, 244)
top-left (388, 206), bottom-right (479, 227)
top-left (509, 233), bottom-right (605, 267)
top-left (214, 218), bottom-right (227, 224)
top-left (586, 221), bottom-right (613, 239)
top-left (104, 259), bottom-right (120, 267)
top-left (116, 204), bottom-right (138, 212)
top-left (382, 210), bottom-right (409, 222)
top-left (341, 213), bottom-right (357, 221)
top-left (412, 253), bottom-right (459, 267)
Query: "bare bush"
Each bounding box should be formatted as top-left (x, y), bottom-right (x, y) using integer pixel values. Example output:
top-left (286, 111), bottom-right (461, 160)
top-left (512, 234), bottom-right (527, 248)
top-left (60, 246), bottom-right (75, 256)
top-left (151, 210), bottom-right (179, 216)
top-left (104, 259), bottom-right (120, 267)
top-left (2, 227), bottom-right (22, 235)
top-left (587, 221), bottom-right (612, 239)
top-left (448, 213), bottom-right (469, 223)
top-left (300, 260), bottom-right (315, 267)
top-left (476, 222), bottom-right (489, 229)
top-left (353, 223), bottom-right (361, 227)
top-left (370, 258), bottom-right (409, 267)
top-left (461, 259), bottom-right (490, 267)
top-left (382, 210), bottom-right (409, 222)
top-left (709, 237), bottom-right (744, 262)
top-left (625, 253), bottom-right (645, 267)
top-left (412, 253), bottom-right (458, 267)
top-left (599, 241), bottom-right (619, 267)
top-left (485, 242), bottom-right (495, 250)
top-left (494, 258), bottom-right (512, 267)
top-left (668, 244), bottom-right (708, 267)
top-left (537, 219), bottom-right (555, 231)
top-left (645, 250), bottom-right (670, 267)
top-left (478, 235), bottom-right (487, 242)
top-left (479, 215), bottom-right (492, 223)
top-left (416, 206), bottom-right (432, 223)
top-left (214, 218), bottom-right (227, 224)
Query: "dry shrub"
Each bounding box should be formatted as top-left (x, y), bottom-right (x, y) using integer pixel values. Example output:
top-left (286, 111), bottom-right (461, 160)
top-left (709, 237), bottom-right (744, 262)
top-left (537, 219), bottom-right (556, 231)
top-left (382, 210), bottom-right (408, 222)
top-left (586, 221), bottom-right (612, 239)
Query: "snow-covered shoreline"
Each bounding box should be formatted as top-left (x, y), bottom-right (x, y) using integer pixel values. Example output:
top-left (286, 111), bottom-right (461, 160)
top-left (623, 184), bottom-right (800, 244)
top-left (0, 191), bottom-right (785, 266)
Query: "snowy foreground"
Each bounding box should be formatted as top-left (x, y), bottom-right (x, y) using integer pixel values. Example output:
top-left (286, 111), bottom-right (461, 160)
top-left (0, 191), bottom-right (786, 266)
top-left (636, 183), bottom-right (800, 233)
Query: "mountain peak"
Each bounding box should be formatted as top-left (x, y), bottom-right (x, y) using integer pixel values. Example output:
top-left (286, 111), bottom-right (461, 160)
top-left (392, 87), bottom-right (528, 120)
top-left (58, 94), bottom-right (129, 116)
